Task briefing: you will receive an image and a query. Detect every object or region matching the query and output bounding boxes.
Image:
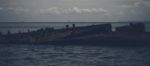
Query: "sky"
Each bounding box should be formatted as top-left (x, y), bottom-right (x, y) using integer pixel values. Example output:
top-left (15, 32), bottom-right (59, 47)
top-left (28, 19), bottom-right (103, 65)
top-left (0, 0), bottom-right (150, 22)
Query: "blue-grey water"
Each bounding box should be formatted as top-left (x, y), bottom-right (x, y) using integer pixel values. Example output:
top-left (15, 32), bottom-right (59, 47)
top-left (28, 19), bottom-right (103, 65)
top-left (0, 44), bottom-right (150, 66)
top-left (0, 22), bottom-right (150, 34)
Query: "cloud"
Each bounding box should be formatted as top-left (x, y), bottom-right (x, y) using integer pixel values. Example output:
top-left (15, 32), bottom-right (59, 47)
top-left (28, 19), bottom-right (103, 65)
top-left (6, 7), bottom-right (30, 13)
top-left (3, 7), bottom-right (108, 15)
top-left (120, 1), bottom-right (141, 8)
top-left (0, 7), bottom-right (3, 10)
top-left (119, 0), bottom-right (150, 9)
top-left (37, 7), bottom-right (108, 14)
top-left (71, 7), bottom-right (107, 13)
top-left (141, 0), bottom-right (150, 7)
top-left (133, 0), bottom-right (150, 7)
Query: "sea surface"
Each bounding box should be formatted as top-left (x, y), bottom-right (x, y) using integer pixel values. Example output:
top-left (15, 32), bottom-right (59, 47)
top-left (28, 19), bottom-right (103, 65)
top-left (0, 44), bottom-right (150, 66)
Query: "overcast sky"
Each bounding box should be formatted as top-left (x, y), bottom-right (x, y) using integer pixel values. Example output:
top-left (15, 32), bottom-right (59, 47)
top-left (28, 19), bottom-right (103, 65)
top-left (0, 0), bottom-right (150, 22)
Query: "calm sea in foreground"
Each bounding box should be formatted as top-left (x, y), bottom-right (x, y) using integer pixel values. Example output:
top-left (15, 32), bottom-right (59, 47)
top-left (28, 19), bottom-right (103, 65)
top-left (0, 44), bottom-right (150, 66)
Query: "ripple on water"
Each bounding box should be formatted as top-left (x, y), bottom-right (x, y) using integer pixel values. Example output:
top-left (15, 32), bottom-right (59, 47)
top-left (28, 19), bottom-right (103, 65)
top-left (0, 45), bottom-right (150, 66)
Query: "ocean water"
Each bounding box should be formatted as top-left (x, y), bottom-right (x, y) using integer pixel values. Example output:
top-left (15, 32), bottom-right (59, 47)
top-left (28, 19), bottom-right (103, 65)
top-left (0, 44), bottom-right (150, 66)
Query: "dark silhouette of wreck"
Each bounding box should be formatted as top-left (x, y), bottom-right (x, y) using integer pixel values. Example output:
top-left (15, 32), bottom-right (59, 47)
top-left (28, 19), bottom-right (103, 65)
top-left (0, 22), bottom-right (150, 46)
top-left (116, 22), bottom-right (145, 34)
